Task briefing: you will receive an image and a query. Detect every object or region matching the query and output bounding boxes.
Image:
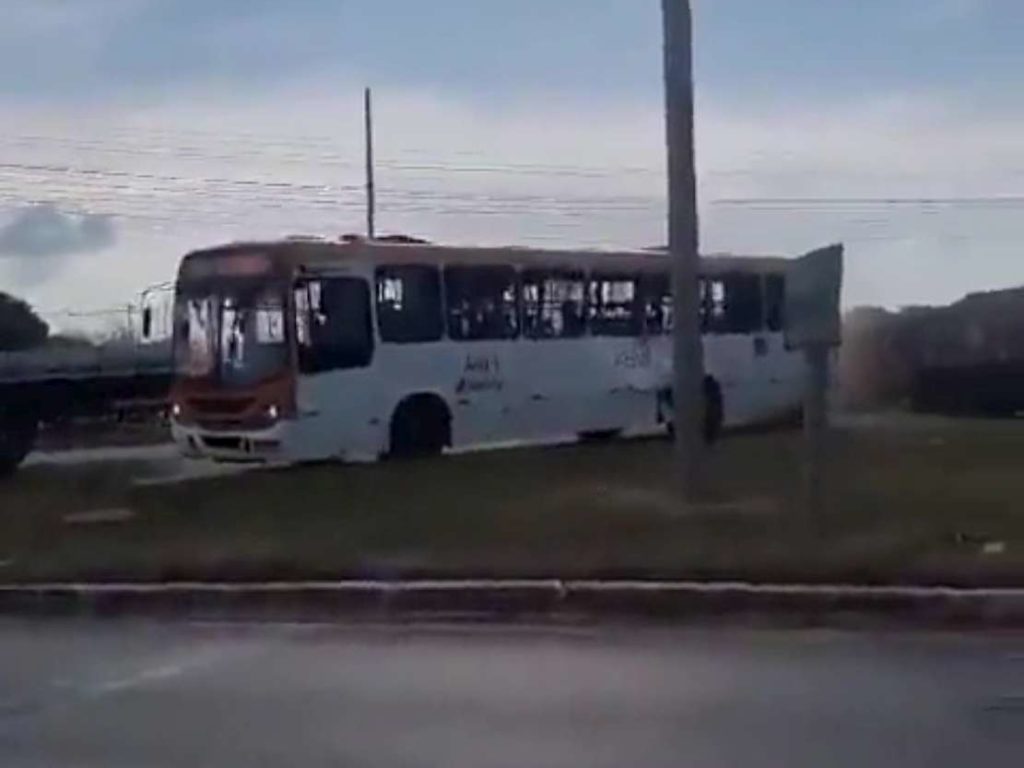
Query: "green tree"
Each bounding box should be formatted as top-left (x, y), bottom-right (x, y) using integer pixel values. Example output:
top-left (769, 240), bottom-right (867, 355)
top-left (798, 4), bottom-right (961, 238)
top-left (0, 291), bottom-right (49, 352)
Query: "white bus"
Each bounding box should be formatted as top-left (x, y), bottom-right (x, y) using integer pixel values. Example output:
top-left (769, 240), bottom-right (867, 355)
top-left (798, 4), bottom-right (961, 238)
top-left (169, 238), bottom-right (804, 463)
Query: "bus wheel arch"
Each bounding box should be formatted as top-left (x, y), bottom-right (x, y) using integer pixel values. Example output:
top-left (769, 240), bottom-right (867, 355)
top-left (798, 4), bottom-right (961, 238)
top-left (659, 375), bottom-right (724, 445)
top-left (388, 393), bottom-right (452, 458)
top-left (703, 376), bottom-right (724, 445)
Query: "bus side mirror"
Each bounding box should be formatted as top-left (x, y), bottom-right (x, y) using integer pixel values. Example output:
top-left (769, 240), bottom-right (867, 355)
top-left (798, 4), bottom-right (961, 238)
top-left (141, 307), bottom-right (153, 340)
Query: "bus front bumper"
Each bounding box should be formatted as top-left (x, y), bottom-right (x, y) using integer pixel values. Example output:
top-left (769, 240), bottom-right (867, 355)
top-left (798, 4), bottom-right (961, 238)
top-left (171, 420), bottom-right (291, 463)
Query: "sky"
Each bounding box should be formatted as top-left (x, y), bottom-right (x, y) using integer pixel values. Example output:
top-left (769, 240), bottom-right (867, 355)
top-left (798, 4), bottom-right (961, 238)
top-left (1, 0), bottom-right (1023, 332)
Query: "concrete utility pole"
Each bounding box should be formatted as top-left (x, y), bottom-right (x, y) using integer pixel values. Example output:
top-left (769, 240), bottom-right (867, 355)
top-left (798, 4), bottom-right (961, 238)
top-left (662, 0), bottom-right (705, 499)
top-left (364, 87), bottom-right (376, 240)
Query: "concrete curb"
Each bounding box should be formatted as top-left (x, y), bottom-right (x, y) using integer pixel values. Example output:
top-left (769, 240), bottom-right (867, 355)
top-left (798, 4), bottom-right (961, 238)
top-left (2, 580), bottom-right (1023, 627)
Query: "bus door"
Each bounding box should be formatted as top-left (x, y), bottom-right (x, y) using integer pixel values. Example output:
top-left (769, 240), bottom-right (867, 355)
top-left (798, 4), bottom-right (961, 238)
top-left (516, 269), bottom-right (591, 439)
top-left (444, 265), bottom-right (520, 446)
top-left (759, 272), bottom-right (802, 421)
top-left (702, 273), bottom-right (771, 426)
top-left (292, 273), bottom-right (379, 459)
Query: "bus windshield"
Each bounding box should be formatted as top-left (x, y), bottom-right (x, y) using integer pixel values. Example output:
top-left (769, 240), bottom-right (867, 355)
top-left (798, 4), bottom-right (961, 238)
top-left (174, 279), bottom-right (289, 388)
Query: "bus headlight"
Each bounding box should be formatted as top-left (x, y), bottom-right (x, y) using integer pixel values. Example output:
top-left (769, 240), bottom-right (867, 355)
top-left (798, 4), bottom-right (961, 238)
top-left (266, 404), bottom-right (280, 421)
top-left (171, 402), bottom-right (182, 418)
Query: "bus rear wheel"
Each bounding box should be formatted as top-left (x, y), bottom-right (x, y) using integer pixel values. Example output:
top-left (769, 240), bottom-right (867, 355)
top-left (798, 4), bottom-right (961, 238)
top-left (703, 378), bottom-right (723, 445)
top-left (661, 377), bottom-right (724, 446)
top-left (388, 396), bottom-right (451, 459)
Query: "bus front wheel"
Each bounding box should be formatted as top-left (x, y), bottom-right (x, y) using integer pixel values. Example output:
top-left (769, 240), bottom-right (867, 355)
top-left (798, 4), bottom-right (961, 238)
top-left (388, 395), bottom-right (451, 459)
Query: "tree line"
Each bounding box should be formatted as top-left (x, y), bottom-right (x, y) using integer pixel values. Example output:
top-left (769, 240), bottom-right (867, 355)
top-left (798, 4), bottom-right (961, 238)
top-left (0, 291), bottom-right (48, 352)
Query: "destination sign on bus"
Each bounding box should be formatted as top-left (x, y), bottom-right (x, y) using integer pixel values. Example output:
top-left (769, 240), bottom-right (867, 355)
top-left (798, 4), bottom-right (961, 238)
top-left (180, 251), bottom-right (274, 281)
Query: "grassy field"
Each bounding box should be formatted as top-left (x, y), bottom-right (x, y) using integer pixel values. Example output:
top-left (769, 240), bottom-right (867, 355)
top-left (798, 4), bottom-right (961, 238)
top-left (1, 417), bottom-right (1022, 586)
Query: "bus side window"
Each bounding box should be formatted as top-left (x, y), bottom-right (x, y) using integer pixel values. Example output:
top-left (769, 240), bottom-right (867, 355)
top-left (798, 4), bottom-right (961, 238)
top-left (701, 278), bottom-right (726, 333)
top-left (522, 269), bottom-right (586, 339)
top-left (296, 277), bottom-right (374, 373)
top-left (639, 273), bottom-right (671, 335)
top-left (765, 274), bottom-right (785, 333)
top-left (702, 274), bottom-right (763, 334)
top-left (445, 265), bottom-right (519, 341)
top-left (375, 265), bottom-right (443, 343)
top-left (589, 273), bottom-right (641, 337)
top-left (727, 274), bottom-right (764, 333)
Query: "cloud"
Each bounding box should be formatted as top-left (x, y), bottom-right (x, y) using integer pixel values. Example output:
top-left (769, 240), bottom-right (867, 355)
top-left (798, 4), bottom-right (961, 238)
top-left (3, 85), bottom-right (1023, 315)
top-left (0, 0), bottom-right (154, 101)
top-left (914, 0), bottom-right (987, 25)
top-left (0, 204), bottom-right (116, 287)
top-left (0, 0), bottom-right (662, 103)
top-left (0, 204), bottom-right (116, 258)
top-left (696, 96), bottom-right (1024, 306)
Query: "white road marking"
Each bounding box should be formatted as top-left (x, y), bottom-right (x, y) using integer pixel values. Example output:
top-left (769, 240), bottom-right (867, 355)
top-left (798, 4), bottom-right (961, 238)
top-left (0, 644), bottom-right (251, 731)
top-left (89, 660), bottom-right (201, 695)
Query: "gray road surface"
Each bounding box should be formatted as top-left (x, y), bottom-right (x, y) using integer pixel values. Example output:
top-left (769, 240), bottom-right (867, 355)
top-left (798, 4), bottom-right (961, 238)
top-left (0, 621), bottom-right (1020, 767)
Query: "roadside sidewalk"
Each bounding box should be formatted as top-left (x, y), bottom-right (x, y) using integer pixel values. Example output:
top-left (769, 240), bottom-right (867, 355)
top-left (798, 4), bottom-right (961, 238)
top-left (2, 579), bottom-right (1022, 628)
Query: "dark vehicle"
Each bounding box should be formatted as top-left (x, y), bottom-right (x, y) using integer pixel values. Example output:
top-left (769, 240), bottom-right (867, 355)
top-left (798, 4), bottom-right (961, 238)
top-left (0, 344), bottom-right (172, 474)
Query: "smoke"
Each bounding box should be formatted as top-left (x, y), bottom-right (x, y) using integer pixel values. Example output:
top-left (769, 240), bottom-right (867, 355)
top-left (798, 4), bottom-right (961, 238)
top-left (0, 204), bottom-right (116, 285)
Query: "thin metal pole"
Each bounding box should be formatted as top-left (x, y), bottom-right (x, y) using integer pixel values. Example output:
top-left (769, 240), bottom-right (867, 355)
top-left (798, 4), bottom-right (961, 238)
top-left (662, 0), bottom-right (704, 499)
top-left (364, 87), bottom-right (376, 240)
top-left (803, 345), bottom-right (830, 519)
top-left (125, 304), bottom-right (134, 344)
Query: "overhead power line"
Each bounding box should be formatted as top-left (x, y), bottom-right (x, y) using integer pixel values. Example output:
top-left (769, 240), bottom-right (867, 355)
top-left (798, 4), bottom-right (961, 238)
top-left (0, 133), bottom-right (662, 178)
top-left (712, 196), bottom-right (1024, 208)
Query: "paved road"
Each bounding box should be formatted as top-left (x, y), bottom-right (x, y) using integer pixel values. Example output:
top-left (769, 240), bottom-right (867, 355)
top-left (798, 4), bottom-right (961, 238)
top-left (0, 621), bottom-right (1020, 767)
